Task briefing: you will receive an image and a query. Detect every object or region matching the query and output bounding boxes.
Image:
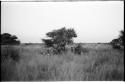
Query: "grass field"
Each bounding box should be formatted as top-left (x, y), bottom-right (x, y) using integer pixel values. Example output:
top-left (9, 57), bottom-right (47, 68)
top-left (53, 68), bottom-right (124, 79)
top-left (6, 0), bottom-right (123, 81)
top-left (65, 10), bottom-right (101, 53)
top-left (1, 43), bottom-right (124, 81)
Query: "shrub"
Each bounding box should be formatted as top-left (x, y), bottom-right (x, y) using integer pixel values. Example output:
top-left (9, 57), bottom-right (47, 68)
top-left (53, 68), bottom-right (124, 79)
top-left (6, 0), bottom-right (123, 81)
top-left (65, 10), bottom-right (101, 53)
top-left (74, 44), bottom-right (83, 55)
top-left (112, 44), bottom-right (121, 49)
top-left (25, 43), bottom-right (32, 45)
top-left (72, 44), bottom-right (88, 55)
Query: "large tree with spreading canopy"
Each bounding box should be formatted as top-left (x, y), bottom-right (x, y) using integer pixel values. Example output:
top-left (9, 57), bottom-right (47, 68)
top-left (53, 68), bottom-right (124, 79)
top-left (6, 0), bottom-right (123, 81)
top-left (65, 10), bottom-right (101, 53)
top-left (42, 27), bottom-right (77, 53)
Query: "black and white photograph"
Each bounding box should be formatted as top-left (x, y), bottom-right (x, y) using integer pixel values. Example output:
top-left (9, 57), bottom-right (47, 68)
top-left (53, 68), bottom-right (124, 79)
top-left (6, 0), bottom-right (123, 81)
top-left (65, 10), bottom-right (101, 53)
top-left (1, 0), bottom-right (124, 81)
top-left (0, 0), bottom-right (124, 2)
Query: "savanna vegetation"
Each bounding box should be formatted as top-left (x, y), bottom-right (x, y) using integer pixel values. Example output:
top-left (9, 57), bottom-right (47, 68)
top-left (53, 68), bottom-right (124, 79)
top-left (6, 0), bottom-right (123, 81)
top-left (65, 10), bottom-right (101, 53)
top-left (1, 33), bottom-right (20, 45)
top-left (1, 28), bottom-right (124, 81)
top-left (42, 27), bottom-right (77, 54)
top-left (110, 30), bottom-right (124, 49)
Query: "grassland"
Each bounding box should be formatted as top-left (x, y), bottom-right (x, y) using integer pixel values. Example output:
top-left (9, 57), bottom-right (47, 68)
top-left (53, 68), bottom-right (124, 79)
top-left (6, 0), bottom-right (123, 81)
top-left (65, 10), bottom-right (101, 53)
top-left (1, 43), bottom-right (124, 81)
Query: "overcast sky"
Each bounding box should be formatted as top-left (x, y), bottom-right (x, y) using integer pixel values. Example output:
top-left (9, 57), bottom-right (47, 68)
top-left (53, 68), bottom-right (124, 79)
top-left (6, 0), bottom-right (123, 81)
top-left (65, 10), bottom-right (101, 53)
top-left (1, 1), bottom-right (124, 43)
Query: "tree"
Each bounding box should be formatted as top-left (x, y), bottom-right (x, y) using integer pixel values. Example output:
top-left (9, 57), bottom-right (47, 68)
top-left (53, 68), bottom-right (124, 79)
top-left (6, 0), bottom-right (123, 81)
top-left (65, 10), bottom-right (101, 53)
top-left (1, 33), bottom-right (20, 45)
top-left (110, 30), bottom-right (124, 49)
top-left (42, 27), bottom-right (77, 54)
top-left (118, 30), bottom-right (124, 46)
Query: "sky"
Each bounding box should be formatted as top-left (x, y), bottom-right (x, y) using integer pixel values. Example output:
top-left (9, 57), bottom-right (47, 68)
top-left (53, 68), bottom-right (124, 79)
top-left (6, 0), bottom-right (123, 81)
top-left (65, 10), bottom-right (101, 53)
top-left (1, 1), bottom-right (124, 43)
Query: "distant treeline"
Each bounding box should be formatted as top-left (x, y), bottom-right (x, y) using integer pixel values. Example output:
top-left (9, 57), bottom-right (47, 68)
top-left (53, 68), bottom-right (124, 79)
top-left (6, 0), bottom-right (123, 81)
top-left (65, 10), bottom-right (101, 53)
top-left (1, 27), bottom-right (124, 50)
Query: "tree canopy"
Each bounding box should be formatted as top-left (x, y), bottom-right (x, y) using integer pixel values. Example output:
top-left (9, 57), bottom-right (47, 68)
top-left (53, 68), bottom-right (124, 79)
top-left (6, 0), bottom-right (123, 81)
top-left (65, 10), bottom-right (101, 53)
top-left (1, 33), bottom-right (20, 45)
top-left (42, 27), bottom-right (77, 53)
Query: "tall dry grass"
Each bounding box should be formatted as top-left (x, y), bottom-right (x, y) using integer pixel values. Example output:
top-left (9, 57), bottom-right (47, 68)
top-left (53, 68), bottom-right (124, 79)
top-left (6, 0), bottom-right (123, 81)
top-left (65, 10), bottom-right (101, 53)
top-left (1, 44), bottom-right (124, 81)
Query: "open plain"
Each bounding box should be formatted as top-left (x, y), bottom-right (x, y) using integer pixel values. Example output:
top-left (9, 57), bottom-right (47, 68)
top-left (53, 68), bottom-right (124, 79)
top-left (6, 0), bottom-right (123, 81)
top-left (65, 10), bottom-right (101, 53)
top-left (1, 43), bottom-right (124, 81)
